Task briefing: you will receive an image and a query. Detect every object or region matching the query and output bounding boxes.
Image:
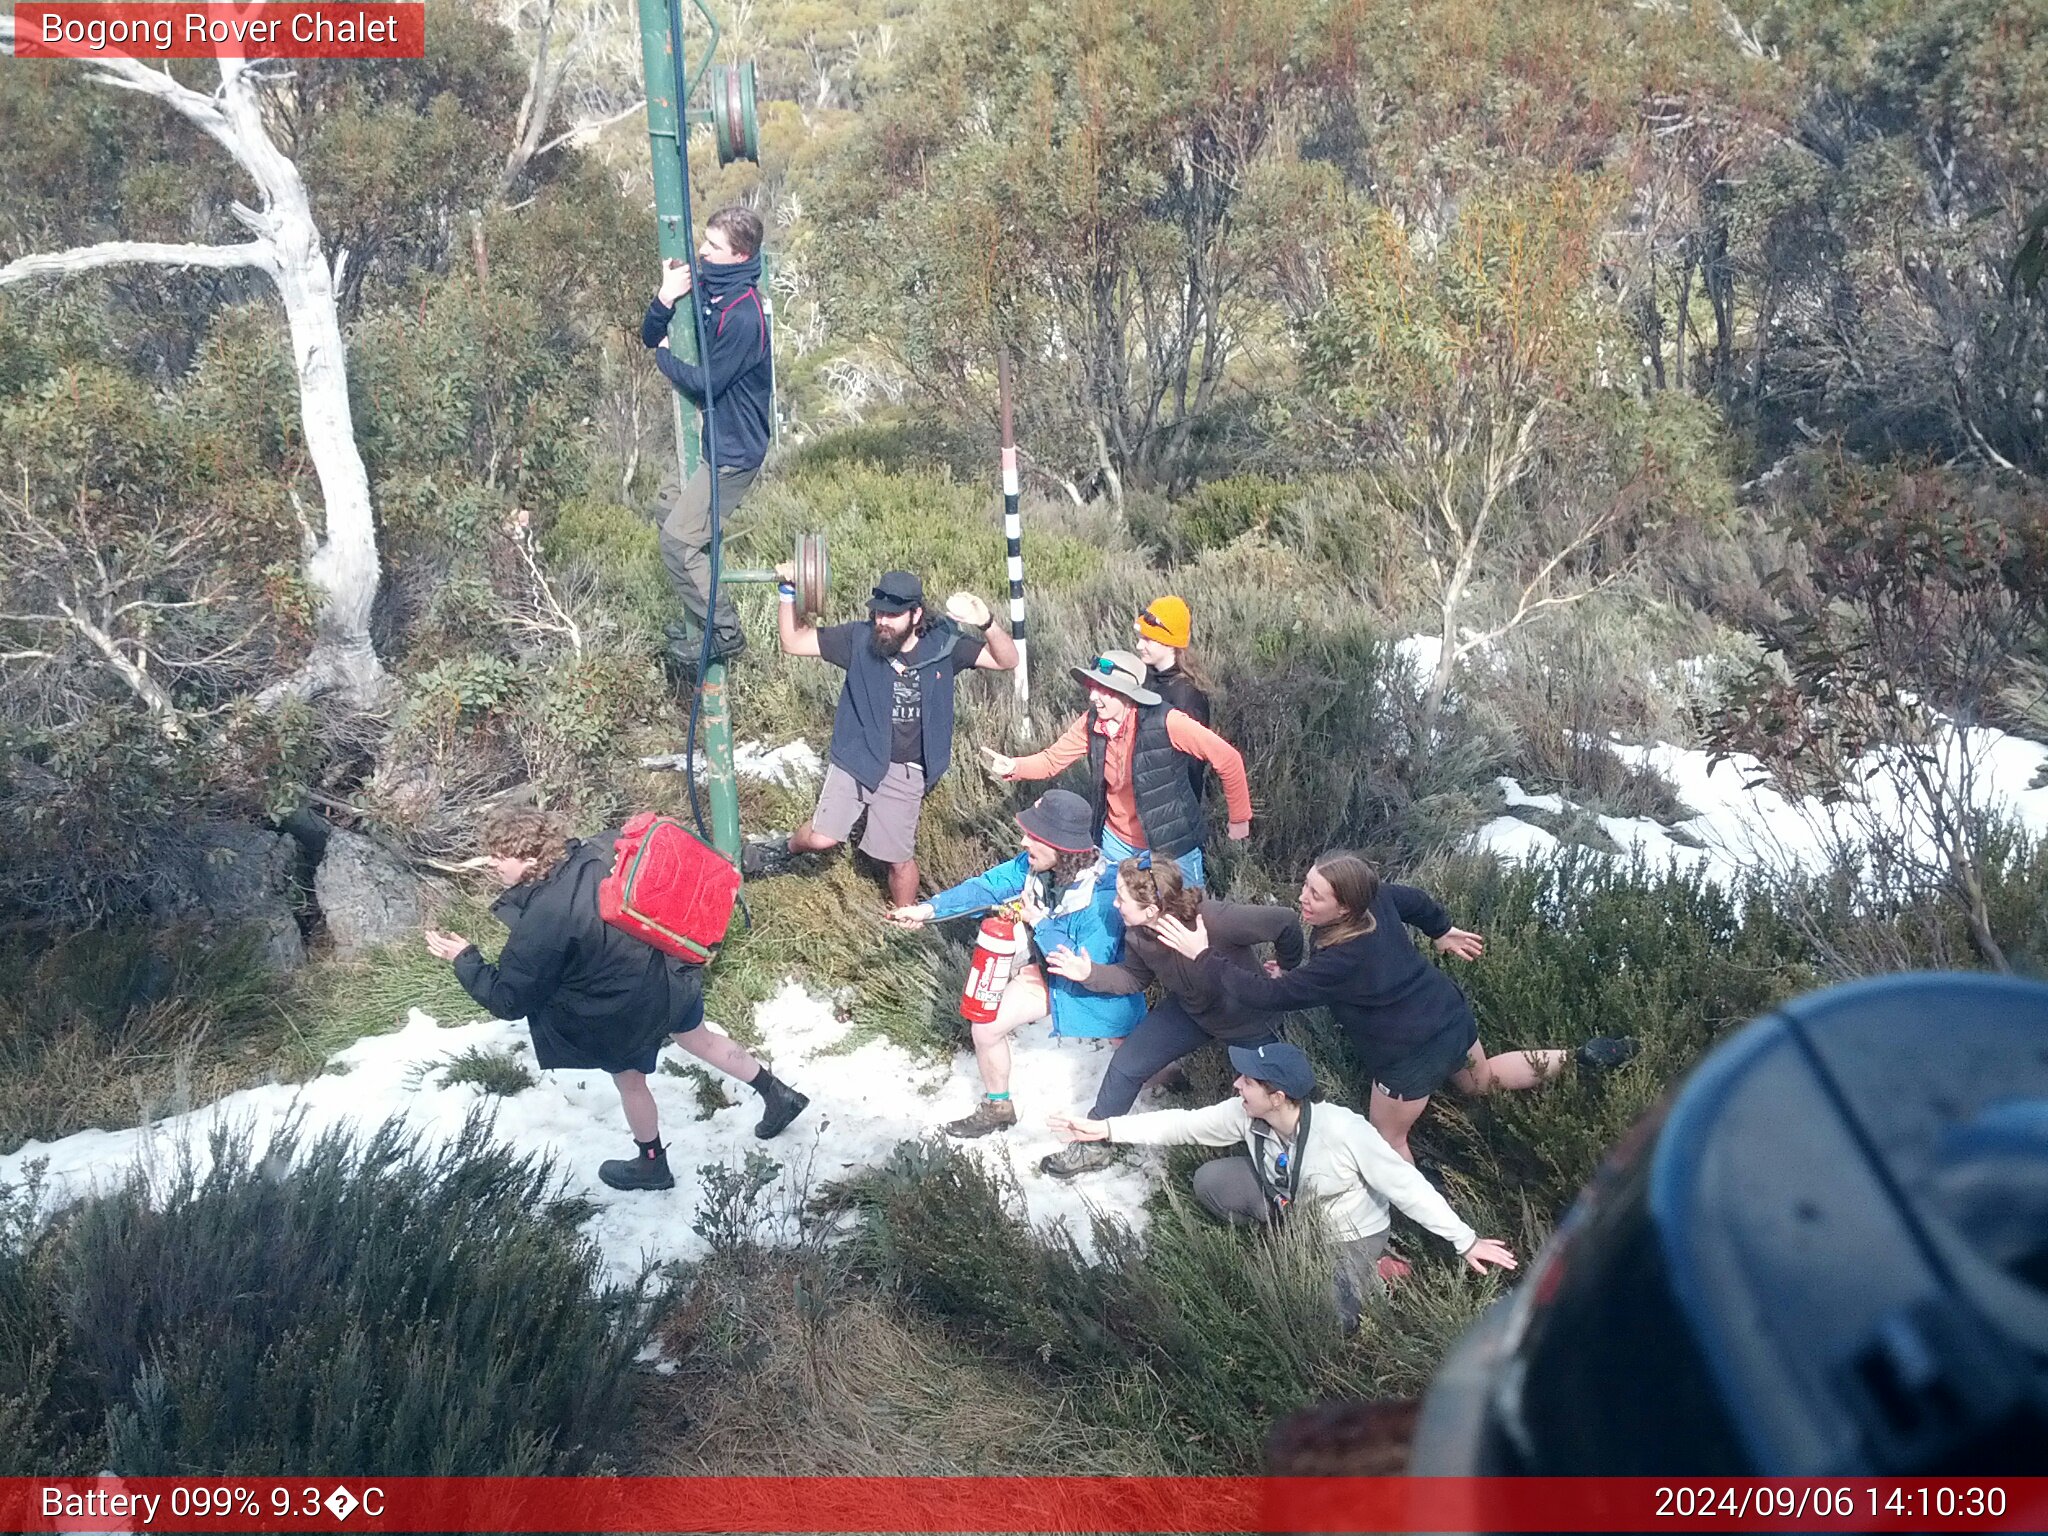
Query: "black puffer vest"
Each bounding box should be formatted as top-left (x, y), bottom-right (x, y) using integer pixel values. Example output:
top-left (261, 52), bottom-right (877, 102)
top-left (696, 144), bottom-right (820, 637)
top-left (1086, 702), bottom-right (1206, 860)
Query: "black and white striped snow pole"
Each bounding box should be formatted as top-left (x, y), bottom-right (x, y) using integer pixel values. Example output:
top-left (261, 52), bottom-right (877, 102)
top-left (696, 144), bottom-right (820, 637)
top-left (998, 349), bottom-right (1028, 725)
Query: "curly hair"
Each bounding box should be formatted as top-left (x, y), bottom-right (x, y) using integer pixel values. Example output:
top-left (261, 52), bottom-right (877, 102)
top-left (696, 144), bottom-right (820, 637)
top-left (479, 804), bottom-right (571, 882)
top-left (1115, 857), bottom-right (1204, 925)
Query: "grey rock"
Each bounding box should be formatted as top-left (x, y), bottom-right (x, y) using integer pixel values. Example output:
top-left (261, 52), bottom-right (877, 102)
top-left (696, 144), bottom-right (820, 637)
top-left (144, 824), bottom-right (306, 973)
top-left (314, 828), bottom-right (424, 955)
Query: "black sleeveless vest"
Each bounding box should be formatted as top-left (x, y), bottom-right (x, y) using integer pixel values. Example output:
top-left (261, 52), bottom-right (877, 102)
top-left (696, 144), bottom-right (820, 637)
top-left (1086, 702), bottom-right (1206, 860)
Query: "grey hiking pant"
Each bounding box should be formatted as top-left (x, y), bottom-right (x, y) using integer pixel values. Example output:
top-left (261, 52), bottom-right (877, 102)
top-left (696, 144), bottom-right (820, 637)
top-left (656, 462), bottom-right (759, 652)
top-left (1192, 1155), bottom-right (1389, 1334)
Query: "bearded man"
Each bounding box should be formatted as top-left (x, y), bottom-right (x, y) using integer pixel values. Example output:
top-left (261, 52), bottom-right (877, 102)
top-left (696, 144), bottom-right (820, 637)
top-left (767, 568), bottom-right (1017, 905)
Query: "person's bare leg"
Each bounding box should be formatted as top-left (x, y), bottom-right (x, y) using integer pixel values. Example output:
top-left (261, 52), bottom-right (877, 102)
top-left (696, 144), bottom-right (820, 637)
top-left (788, 821), bottom-right (840, 853)
top-left (1367, 1084), bottom-right (1431, 1165)
top-left (887, 857), bottom-right (920, 907)
top-left (674, 1026), bottom-right (763, 1085)
top-left (1448, 1039), bottom-right (1567, 1094)
top-left (613, 1070), bottom-right (661, 1142)
top-left (972, 967), bottom-right (1048, 1096)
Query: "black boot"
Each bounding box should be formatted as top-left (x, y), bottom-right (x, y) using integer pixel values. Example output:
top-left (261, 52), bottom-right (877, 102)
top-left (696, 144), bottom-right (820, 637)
top-left (1575, 1036), bottom-right (1641, 1075)
top-left (599, 1139), bottom-right (675, 1192)
top-left (752, 1070), bottom-right (809, 1139)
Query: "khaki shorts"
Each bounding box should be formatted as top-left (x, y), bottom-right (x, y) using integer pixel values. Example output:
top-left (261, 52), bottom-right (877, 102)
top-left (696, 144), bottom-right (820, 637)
top-left (810, 761), bottom-right (925, 864)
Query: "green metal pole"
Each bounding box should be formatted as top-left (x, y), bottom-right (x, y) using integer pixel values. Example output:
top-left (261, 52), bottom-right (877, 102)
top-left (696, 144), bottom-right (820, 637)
top-left (637, 0), bottom-right (702, 481)
top-left (637, 0), bottom-right (738, 862)
top-left (700, 666), bottom-right (740, 858)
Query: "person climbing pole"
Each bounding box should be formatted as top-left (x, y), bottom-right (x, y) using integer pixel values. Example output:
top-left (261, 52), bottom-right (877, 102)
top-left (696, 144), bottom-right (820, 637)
top-left (423, 805), bottom-right (808, 1192)
top-left (643, 203), bottom-right (774, 669)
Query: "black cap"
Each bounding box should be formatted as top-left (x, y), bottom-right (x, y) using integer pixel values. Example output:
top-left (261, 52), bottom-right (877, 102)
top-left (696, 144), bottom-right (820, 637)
top-left (868, 571), bottom-right (924, 614)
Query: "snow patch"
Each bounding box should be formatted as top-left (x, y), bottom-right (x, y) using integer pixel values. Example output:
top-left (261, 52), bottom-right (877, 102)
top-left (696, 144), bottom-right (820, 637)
top-left (1497, 776), bottom-right (1566, 814)
top-left (2, 984), bottom-right (1163, 1289)
top-left (733, 738), bottom-right (823, 787)
top-left (1471, 816), bottom-right (1562, 860)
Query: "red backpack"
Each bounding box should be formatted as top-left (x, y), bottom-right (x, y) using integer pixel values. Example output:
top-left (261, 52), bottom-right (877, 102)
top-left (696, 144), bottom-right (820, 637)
top-left (598, 813), bottom-right (740, 964)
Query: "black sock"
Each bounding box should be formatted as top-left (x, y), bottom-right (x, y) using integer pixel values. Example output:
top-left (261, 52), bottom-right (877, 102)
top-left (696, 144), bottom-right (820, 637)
top-left (636, 1137), bottom-right (664, 1159)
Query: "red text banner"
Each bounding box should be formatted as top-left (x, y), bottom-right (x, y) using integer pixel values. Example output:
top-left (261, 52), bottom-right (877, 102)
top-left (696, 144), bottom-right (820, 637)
top-left (4, 1476), bottom-right (2045, 1533)
top-left (13, 4), bottom-right (425, 60)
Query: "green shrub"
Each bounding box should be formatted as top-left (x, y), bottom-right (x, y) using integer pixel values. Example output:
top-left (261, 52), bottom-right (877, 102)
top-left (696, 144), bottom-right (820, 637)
top-left (438, 1045), bottom-right (536, 1097)
top-left (3, 1114), bottom-right (649, 1475)
top-left (0, 926), bottom-right (279, 1150)
top-left (825, 1140), bottom-right (1491, 1472)
top-left (1129, 475), bottom-right (1293, 562)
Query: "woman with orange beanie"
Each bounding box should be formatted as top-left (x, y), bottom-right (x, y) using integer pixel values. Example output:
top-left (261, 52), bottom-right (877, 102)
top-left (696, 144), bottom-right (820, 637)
top-left (1134, 596), bottom-right (1213, 801)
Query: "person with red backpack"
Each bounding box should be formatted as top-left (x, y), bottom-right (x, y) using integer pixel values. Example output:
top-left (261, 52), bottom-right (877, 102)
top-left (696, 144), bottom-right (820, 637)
top-left (644, 203), bottom-right (774, 668)
top-left (423, 805), bottom-right (808, 1192)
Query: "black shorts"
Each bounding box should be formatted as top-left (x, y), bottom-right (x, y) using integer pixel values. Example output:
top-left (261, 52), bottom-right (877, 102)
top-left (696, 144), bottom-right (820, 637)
top-left (1370, 1014), bottom-right (1479, 1102)
top-left (618, 989), bottom-right (704, 1075)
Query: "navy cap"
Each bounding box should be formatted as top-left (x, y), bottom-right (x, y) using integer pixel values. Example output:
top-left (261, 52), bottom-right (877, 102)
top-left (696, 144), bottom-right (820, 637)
top-left (1228, 1040), bottom-right (1316, 1100)
top-left (868, 571), bottom-right (924, 614)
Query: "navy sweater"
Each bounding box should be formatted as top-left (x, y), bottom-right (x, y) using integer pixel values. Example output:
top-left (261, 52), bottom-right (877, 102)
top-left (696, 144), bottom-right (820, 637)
top-left (1200, 883), bottom-right (1473, 1059)
top-left (642, 288), bottom-right (772, 472)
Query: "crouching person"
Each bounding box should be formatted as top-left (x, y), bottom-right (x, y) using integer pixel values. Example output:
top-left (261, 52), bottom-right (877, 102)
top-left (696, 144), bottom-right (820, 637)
top-left (423, 805), bottom-right (809, 1192)
top-left (886, 789), bottom-right (1144, 1137)
top-left (1048, 1041), bottom-right (1515, 1331)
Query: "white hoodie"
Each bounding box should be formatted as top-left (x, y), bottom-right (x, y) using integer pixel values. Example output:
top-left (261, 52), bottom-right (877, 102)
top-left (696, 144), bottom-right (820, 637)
top-left (1104, 1096), bottom-right (1478, 1252)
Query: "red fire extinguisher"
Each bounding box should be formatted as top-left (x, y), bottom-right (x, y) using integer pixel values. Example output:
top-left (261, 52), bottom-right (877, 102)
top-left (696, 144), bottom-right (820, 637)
top-left (960, 912), bottom-right (1021, 1024)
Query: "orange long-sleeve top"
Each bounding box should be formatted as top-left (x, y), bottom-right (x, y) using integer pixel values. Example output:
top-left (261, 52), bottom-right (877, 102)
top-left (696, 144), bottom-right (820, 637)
top-left (1010, 708), bottom-right (1253, 848)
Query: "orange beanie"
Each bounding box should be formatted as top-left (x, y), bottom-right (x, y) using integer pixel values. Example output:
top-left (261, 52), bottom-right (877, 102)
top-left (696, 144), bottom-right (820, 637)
top-left (1136, 595), bottom-right (1193, 650)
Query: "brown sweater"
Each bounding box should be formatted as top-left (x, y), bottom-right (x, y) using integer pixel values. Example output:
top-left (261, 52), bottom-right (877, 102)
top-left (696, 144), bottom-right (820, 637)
top-left (1086, 898), bottom-right (1306, 1044)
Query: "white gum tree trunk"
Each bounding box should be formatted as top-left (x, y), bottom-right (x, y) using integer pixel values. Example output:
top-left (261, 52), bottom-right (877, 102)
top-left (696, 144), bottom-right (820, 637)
top-left (0, 21), bottom-right (386, 706)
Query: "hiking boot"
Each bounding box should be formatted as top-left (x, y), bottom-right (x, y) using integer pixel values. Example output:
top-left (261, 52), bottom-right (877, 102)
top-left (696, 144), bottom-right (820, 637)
top-left (1575, 1036), bottom-right (1641, 1075)
top-left (741, 835), bottom-right (799, 878)
top-left (598, 1147), bottom-right (675, 1192)
top-left (663, 620), bottom-right (746, 671)
top-left (752, 1070), bottom-right (810, 1139)
top-left (1039, 1142), bottom-right (1117, 1180)
top-left (942, 1098), bottom-right (1017, 1138)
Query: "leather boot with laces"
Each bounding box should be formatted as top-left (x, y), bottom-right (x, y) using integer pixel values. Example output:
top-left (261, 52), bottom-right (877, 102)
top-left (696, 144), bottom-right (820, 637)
top-left (942, 1097), bottom-right (1017, 1138)
top-left (1039, 1141), bottom-right (1117, 1180)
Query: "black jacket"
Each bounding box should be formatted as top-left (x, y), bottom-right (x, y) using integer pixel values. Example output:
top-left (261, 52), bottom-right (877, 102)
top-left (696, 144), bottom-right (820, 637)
top-left (643, 289), bottom-right (772, 472)
top-left (1150, 667), bottom-right (1212, 800)
top-left (1200, 883), bottom-right (1473, 1066)
top-left (455, 832), bottom-right (702, 1074)
top-left (1087, 898), bottom-right (1305, 1043)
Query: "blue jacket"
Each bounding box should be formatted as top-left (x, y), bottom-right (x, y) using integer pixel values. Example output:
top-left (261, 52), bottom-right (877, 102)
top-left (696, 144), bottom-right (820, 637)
top-left (821, 619), bottom-right (977, 792)
top-left (642, 288), bottom-right (772, 472)
top-left (928, 854), bottom-right (1146, 1040)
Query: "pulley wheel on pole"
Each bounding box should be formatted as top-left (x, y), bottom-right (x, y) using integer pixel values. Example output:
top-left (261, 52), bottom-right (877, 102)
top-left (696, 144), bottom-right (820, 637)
top-left (711, 61), bottom-right (760, 164)
top-left (792, 532), bottom-right (829, 615)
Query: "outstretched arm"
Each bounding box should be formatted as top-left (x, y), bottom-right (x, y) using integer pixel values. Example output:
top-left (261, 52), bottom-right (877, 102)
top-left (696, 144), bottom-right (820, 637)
top-left (987, 714), bottom-right (1087, 781)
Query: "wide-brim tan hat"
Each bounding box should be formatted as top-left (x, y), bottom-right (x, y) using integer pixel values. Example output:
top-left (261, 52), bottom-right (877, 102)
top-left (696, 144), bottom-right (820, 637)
top-left (1070, 649), bottom-right (1161, 706)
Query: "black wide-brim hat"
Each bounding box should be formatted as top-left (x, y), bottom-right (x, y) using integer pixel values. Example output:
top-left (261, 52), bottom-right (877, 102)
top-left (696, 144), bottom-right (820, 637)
top-left (1014, 789), bottom-right (1096, 854)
